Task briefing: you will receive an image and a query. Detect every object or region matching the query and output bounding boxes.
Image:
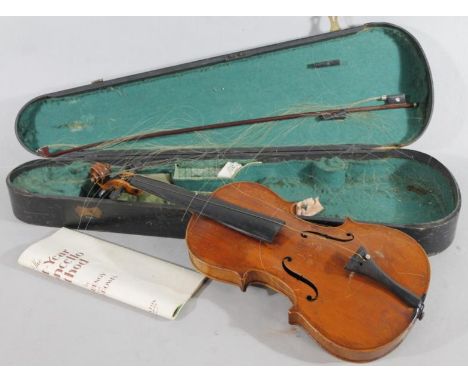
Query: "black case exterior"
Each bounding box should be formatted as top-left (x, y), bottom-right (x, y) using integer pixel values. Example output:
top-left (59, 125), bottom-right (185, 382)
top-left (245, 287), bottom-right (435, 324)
top-left (6, 23), bottom-right (462, 255)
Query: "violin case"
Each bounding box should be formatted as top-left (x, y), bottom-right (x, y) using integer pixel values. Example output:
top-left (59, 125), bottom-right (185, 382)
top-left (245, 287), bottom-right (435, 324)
top-left (7, 22), bottom-right (461, 255)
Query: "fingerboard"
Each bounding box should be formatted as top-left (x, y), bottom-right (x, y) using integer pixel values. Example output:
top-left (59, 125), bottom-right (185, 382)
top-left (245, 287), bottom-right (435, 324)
top-left (129, 175), bottom-right (285, 243)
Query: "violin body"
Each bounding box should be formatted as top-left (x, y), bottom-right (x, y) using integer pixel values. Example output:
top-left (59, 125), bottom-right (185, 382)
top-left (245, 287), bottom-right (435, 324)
top-left (186, 182), bottom-right (430, 362)
top-left (90, 166), bottom-right (431, 362)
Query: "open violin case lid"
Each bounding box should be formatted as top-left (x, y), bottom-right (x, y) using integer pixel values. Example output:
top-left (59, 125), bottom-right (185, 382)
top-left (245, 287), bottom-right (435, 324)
top-left (7, 22), bottom-right (461, 255)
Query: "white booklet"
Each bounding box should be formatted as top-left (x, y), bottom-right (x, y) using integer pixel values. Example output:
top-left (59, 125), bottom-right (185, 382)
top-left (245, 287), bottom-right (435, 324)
top-left (18, 228), bottom-right (205, 320)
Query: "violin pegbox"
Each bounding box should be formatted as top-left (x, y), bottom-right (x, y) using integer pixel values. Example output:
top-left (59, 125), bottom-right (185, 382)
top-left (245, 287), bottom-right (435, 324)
top-left (88, 162), bottom-right (141, 199)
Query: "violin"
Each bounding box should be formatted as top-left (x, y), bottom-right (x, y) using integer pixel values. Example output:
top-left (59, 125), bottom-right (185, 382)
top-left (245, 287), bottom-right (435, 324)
top-left (89, 162), bottom-right (430, 362)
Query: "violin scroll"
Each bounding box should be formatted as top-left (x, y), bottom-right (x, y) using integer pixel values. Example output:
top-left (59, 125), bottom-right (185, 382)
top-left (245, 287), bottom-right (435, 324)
top-left (88, 162), bottom-right (141, 198)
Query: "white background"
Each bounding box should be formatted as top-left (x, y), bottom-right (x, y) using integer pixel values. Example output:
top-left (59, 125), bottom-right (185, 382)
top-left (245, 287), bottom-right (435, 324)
top-left (0, 17), bottom-right (467, 365)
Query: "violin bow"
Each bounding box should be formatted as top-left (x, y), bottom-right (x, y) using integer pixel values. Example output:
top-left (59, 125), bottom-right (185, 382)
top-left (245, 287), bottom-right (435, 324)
top-left (37, 94), bottom-right (417, 158)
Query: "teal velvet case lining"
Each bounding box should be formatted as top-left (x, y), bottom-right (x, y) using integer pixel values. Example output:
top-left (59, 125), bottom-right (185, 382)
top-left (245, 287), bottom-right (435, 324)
top-left (11, 23), bottom-right (451, 231)
top-left (16, 25), bottom-right (431, 154)
top-left (11, 156), bottom-right (456, 226)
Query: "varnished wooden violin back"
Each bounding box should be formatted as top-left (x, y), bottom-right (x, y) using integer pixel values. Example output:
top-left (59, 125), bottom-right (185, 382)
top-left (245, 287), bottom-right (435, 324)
top-left (186, 182), bottom-right (430, 362)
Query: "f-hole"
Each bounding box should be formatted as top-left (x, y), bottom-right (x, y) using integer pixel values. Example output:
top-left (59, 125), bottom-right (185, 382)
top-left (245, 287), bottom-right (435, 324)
top-left (282, 256), bottom-right (318, 301)
top-left (301, 230), bottom-right (354, 242)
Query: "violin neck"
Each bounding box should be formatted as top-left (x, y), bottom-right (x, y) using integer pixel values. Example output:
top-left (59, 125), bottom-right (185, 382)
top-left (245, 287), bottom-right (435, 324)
top-left (129, 175), bottom-right (284, 243)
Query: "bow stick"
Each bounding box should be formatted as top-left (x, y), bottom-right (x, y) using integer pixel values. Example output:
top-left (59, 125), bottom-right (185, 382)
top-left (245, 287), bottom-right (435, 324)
top-left (37, 94), bottom-right (417, 158)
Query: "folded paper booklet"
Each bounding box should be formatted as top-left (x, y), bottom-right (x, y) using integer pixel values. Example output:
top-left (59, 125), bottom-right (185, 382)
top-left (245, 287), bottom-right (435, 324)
top-left (18, 228), bottom-right (206, 319)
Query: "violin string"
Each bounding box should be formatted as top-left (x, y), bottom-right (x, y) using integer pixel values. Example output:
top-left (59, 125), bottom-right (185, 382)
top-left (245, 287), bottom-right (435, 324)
top-left (80, 144), bottom-right (370, 253)
top-left (222, 182), bottom-right (370, 257)
top-left (175, 182), bottom-right (369, 259)
top-left (128, 175), bottom-right (285, 225)
top-left (97, 168), bottom-right (367, 258)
